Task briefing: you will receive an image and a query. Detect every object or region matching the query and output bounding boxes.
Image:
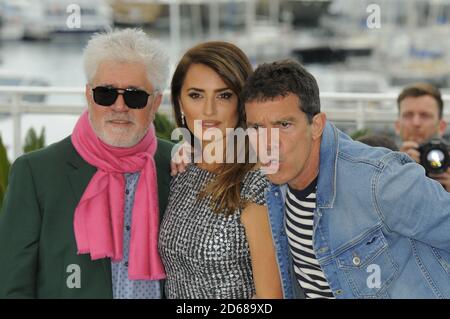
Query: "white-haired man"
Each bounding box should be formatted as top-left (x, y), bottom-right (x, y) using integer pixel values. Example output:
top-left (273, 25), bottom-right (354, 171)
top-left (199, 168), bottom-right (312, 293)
top-left (0, 29), bottom-right (173, 299)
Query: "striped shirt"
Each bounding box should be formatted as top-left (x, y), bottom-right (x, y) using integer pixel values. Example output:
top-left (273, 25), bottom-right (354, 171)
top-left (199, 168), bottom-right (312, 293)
top-left (285, 180), bottom-right (335, 299)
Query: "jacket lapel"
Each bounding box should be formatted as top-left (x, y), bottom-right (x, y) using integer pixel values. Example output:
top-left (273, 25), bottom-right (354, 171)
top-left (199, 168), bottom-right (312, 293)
top-left (65, 139), bottom-right (113, 293)
top-left (66, 157), bottom-right (96, 207)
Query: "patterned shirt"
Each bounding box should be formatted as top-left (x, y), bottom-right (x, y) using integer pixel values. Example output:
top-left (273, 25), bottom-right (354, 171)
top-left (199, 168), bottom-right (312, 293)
top-left (158, 164), bottom-right (269, 299)
top-left (111, 172), bottom-right (161, 299)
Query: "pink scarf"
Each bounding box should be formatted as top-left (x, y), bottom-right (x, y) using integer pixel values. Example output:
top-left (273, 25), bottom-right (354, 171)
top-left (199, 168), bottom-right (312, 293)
top-left (71, 111), bottom-right (165, 280)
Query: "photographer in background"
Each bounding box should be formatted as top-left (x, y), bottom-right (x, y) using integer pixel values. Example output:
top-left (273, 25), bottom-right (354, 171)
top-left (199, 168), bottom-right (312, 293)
top-left (395, 83), bottom-right (450, 191)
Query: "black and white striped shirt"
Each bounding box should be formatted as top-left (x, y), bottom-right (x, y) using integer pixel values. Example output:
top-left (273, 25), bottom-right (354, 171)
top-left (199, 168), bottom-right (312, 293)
top-left (285, 180), bottom-right (335, 299)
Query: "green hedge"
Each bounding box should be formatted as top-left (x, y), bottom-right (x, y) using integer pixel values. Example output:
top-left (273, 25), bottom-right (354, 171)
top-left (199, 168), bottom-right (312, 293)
top-left (0, 127), bottom-right (46, 209)
top-left (23, 127), bottom-right (46, 154)
top-left (154, 112), bottom-right (176, 141)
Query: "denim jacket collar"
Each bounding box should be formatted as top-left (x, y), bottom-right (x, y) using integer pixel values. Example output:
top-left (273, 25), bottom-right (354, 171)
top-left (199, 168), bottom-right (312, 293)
top-left (316, 122), bottom-right (339, 209)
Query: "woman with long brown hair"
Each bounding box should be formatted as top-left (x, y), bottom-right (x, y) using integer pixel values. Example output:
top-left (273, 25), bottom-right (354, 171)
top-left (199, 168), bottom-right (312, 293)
top-left (158, 42), bottom-right (283, 299)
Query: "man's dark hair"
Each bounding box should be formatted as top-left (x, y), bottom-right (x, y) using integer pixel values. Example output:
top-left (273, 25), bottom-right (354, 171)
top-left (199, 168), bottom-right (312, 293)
top-left (356, 134), bottom-right (399, 151)
top-left (241, 59), bottom-right (320, 123)
top-left (397, 83), bottom-right (444, 119)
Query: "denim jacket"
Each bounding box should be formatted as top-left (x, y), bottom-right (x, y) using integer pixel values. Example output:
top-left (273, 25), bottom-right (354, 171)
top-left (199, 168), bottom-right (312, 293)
top-left (267, 122), bottom-right (450, 299)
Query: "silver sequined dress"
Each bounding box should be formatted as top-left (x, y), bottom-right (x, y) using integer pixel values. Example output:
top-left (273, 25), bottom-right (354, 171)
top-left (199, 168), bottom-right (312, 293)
top-left (158, 164), bottom-right (269, 299)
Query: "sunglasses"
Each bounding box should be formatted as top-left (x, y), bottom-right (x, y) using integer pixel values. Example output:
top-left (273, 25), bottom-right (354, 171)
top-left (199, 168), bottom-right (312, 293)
top-left (92, 86), bottom-right (158, 109)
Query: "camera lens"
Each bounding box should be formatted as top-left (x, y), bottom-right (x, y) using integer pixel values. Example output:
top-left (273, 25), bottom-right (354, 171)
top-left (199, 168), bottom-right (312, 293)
top-left (426, 149), bottom-right (445, 169)
top-left (419, 138), bottom-right (450, 174)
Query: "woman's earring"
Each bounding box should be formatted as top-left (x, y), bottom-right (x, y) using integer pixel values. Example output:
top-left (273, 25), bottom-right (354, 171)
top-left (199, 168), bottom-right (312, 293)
top-left (181, 112), bottom-right (186, 126)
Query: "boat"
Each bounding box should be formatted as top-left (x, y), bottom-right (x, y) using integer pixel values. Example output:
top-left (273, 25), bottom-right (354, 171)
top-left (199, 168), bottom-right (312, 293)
top-left (108, 0), bottom-right (163, 26)
top-left (0, 0), bottom-right (114, 40)
top-left (41, 0), bottom-right (113, 34)
top-left (0, 0), bottom-right (27, 40)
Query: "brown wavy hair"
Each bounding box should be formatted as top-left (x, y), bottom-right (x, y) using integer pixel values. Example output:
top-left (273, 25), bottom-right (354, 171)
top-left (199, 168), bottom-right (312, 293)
top-left (171, 41), bottom-right (255, 216)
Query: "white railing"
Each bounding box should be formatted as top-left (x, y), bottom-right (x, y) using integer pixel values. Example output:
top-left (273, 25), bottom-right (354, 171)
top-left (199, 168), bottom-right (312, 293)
top-left (2, 86), bottom-right (450, 160)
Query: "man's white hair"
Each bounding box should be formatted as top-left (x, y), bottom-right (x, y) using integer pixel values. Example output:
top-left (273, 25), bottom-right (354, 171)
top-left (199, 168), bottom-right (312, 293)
top-left (83, 28), bottom-right (169, 90)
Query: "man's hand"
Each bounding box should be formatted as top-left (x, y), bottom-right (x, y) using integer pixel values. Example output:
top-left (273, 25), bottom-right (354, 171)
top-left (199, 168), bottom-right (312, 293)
top-left (428, 168), bottom-right (450, 192)
top-left (399, 141), bottom-right (421, 163)
top-left (170, 141), bottom-right (192, 176)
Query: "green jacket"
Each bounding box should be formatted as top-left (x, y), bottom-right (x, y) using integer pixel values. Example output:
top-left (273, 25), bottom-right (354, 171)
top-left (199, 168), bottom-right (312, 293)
top-left (0, 136), bottom-right (173, 298)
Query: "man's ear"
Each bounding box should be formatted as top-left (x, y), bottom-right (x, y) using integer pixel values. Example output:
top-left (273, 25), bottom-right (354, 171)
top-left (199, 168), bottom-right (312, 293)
top-left (311, 112), bottom-right (326, 140)
top-left (439, 119), bottom-right (447, 136)
top-left (85, 84), bottom-right (92, 104)
top-left (151, 92), bottom-right (163, 115)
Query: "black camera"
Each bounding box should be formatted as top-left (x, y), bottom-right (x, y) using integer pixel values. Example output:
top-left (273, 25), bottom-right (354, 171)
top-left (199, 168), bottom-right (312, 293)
top-left (418, 138), bottom-right (450, 174)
